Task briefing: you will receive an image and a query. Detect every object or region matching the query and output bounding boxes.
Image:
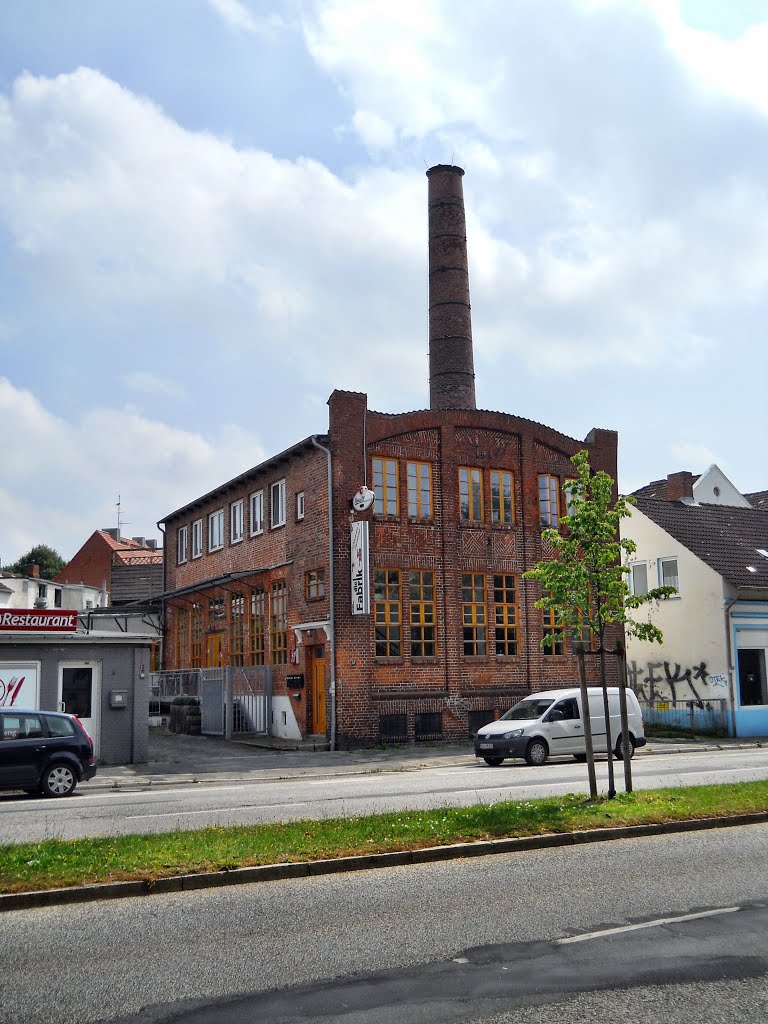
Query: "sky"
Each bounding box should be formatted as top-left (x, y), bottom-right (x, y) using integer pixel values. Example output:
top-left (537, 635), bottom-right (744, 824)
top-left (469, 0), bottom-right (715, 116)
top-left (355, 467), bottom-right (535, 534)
top-left (1, 0), bottom-right (766, 566)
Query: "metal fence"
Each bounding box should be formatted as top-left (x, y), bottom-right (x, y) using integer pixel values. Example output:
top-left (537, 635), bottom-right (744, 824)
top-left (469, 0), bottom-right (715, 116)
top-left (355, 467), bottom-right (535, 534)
top-left (150, 666), bottom-right (272, 738)
top-left (637, 697), bottom-right (730, 737)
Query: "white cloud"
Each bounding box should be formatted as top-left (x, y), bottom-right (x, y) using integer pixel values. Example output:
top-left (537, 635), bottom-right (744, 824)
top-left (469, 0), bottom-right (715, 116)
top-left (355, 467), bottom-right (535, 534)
top-left (122, 372), bottom-right (187, 400)
top-left (669, 442), bottom-right (724, 471)
top-left (0, 378), bottom-right (267, 562)
top-left (207, 0), bottom-right (286, 36)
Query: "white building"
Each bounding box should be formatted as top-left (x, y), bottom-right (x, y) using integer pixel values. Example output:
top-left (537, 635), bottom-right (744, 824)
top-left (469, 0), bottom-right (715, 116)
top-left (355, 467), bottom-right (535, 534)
top-left (0, 566), bottom-right (105, 612)
top-left (623, 467), bottom-right (768, 737)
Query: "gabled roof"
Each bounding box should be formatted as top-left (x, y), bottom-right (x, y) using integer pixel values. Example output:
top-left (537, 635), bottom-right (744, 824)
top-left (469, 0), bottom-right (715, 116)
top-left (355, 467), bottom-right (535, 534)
top-left (632, 495), bottom-right (768, 590)
top-left (632, 476), bottom-right (700, 500)
top-left (746, 490), bottom-right (768, 511)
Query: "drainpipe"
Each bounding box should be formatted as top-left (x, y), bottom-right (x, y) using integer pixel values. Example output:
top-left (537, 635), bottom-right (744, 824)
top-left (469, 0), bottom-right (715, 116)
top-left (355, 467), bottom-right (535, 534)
top-left (312, 436), bottom-right (337, 751)
top-left (724, 589), bottom-right (742, 737)
top-left (156, 521), bottom-right (167, 672)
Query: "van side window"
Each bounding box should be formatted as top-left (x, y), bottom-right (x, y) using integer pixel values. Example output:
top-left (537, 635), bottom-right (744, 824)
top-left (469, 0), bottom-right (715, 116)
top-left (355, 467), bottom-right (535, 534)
top-left (555, 698), bottom-right (579, 720)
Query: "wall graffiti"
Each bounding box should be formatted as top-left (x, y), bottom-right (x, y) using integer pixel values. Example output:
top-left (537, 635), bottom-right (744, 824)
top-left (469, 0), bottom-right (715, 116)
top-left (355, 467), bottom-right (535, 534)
top-left (628, 659), bottom-right (727, 708)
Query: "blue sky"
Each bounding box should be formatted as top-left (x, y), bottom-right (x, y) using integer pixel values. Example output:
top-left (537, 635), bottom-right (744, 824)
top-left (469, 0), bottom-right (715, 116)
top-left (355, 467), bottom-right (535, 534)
top-left (1, 0), bottom-right (766, 565)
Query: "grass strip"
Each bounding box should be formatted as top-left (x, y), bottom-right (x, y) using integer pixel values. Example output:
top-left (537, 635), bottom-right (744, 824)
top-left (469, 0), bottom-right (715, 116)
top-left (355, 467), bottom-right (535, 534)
top-left (3, 780), bottom-right (768, 894)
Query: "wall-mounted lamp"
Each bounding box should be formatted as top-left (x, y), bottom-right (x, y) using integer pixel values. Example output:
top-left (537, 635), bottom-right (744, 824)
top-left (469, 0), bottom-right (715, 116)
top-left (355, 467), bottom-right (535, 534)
top-left (292, 692), bottom-right (302, 700)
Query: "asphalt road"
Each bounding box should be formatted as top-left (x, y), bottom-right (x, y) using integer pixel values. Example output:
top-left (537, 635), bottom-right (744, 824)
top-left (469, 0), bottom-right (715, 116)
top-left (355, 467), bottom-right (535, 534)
top-left (2, 822), bottom-right (768, 1023)
top-left (2, 746), bottom-right (768, 842)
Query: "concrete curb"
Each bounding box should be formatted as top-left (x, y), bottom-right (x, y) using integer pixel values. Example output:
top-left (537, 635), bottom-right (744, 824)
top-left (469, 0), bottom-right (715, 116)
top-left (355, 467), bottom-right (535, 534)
top-left (4, 810), bottom-right (768, 913)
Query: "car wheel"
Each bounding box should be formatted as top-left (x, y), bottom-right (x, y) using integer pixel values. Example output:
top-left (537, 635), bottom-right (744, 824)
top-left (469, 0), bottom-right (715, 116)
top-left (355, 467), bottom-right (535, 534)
top-left (41, 764), bottom-right (78, 798)
top-left (572, 753), bottom-right (588, 762)
top-left (613, 735), bottom-right (636, 760)
top-left (483, 757), bottom-right (504, 767)
top-left (525, 739), bottom-right (548, 766)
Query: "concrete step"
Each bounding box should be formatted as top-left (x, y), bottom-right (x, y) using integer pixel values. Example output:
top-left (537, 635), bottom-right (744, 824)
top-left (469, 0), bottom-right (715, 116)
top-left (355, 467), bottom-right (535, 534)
top-left (234, 735), bottom-right (332, 752)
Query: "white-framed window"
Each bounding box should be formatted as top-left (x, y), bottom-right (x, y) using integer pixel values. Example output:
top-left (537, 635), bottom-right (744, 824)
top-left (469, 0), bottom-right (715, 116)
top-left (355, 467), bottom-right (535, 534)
top-left (192, 519), bottom-right (203, 558)
top-left (209, 509), bottom-right (224, 552)
top-left (271, 479), bottom-right (286, 529)
top-left (250, 490), bottom-right (264, 536)
top-left (296, 491), bottom-right (305, 520)
top-left (177, 525), bottom-right (188, 564)
top-left (628, 561), bottom-right (648, 596)
top-left (659, 557), bottom-right (679, 594)
top-left (230, 499), bottom-right (244, 544)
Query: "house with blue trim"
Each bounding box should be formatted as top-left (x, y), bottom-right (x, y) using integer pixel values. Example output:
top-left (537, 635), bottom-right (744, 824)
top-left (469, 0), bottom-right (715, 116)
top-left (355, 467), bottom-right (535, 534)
top-left (622, 466), bottom-right (768, 737)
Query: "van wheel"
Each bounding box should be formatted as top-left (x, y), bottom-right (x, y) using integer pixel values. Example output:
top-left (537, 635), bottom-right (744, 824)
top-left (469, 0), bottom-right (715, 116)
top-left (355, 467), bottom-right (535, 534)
top-left (483, 757), bottom-right (504, 767)
top-left (573, 753), bottom-right (588, 762)
top-left (525, 739), bottom-right (548, 766)
top-left (613, 735), bottom-right (636, 760)
top-left (41, 764), bottom-right (78, 798)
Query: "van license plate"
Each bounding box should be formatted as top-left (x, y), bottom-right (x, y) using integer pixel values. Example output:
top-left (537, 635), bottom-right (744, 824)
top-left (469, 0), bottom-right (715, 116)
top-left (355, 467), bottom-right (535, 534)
top-left (478, 743), bottom-right (494, 750)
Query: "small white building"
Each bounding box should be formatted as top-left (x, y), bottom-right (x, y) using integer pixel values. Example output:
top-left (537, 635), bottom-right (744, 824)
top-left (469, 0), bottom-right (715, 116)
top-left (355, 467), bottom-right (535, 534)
top-left (0, 566), bottom-right (105, 612)
top-left (623, 467), bottom-right (768, 737)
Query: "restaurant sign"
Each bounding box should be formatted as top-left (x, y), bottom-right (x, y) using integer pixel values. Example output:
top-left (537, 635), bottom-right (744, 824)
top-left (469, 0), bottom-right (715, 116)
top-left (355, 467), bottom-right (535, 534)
top-left (0, 609), bottom-right (78, 632)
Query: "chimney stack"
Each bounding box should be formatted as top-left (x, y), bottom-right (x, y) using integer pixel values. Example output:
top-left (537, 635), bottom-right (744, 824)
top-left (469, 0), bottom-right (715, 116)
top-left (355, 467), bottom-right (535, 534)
top-left (427, 164), bottom-right (476, 410)
top-left (666, 471), bottom-right (694, 502)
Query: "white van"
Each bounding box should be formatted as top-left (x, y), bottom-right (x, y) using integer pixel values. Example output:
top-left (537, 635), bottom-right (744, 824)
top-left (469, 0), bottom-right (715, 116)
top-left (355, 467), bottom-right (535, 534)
top-left (474, 687), bottom-right (646, 767)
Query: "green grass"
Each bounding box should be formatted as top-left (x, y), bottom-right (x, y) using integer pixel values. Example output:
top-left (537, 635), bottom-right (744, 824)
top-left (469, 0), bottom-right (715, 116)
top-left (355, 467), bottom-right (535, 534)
top-left (2, 780), bottom-right (768, 895)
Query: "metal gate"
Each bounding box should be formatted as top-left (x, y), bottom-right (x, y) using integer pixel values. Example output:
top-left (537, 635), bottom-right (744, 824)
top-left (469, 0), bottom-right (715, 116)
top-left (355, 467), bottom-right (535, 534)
top-left (150, 666), bottom-right (272, 738)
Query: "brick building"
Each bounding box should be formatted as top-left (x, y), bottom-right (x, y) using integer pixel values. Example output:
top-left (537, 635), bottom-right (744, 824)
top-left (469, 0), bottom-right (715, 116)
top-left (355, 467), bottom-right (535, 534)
top-left (55, 529), bottom-right (163, 606)
top-left (160, 165), bottom-right (620, 747)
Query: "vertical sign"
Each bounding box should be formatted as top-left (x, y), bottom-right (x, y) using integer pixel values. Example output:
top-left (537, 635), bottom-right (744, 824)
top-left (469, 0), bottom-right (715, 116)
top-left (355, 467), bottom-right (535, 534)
top-left (351, 520), bottom-right (370, 615)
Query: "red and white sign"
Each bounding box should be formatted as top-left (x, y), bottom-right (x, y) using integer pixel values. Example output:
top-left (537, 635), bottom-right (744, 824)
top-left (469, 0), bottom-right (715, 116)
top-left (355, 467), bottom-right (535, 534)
top-left (0, 609), bottom-right (78, 632)
top-left (0, 664), bottom-right (40, 708)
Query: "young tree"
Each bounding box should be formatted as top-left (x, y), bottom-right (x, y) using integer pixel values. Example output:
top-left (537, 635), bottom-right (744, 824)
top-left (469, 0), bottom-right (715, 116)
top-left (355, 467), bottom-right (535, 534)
top-left (4, 544), bottom-right (67, 580)
top-left (524, 450), bottom-right (673, 799)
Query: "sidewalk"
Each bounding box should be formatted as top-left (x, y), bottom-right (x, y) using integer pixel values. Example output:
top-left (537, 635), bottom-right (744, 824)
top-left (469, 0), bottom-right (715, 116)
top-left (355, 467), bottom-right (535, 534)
top-left (91, 729), bottom-right (768, 792)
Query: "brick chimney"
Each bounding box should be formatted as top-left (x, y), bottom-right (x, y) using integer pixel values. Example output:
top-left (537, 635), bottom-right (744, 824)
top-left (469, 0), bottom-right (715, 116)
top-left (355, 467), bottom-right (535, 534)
top-left (25, 563), bottom-right (40, 578)
top-left (427, 164), bottom-right (476, 410)
top-left (666, 471), bottom-right (694, 502)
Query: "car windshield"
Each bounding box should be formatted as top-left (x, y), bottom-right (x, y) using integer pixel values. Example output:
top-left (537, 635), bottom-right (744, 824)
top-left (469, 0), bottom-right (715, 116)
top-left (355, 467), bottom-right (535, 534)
top-left (499, 699), bottom-right (554, 721)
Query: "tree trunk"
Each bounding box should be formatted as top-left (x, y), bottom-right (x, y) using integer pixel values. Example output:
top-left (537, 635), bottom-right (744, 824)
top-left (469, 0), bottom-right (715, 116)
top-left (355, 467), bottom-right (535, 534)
top-left (577, 648), bottom-right (598, 799)
top-left (615, 640), bottom-right (633, 792)
top-left (600, 646), bottom-right (616, 799)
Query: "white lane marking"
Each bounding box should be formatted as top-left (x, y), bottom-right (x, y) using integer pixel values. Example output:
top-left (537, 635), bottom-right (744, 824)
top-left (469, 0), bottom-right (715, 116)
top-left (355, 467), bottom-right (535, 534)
top-left (558, 906), bottom-right (739, 944)
top-left (125, 802), bottom-right (312, 820)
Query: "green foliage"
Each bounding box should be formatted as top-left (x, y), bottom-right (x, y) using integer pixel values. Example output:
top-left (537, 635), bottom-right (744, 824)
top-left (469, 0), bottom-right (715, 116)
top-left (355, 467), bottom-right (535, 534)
top-left (523, 450), bottom-right (674, 649)
top-left (3, 544), bottom-right (66, 580)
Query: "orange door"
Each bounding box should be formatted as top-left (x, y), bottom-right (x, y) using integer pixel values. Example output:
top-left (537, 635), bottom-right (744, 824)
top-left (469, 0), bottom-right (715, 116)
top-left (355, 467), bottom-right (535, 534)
top-left (311, 655), bottom-right (326, 735)
top-left (206, 634), bottom-right (223, 668)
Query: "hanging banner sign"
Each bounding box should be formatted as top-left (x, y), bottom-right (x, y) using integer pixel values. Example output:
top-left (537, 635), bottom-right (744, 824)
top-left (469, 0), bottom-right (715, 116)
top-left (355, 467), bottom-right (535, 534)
top-left (0, 609), bottom-right (78, 632)
top-left (350, 520), bottom-right (370, 615)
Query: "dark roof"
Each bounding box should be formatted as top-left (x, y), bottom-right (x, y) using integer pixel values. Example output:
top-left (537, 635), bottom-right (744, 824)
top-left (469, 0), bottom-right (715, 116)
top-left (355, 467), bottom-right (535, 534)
top-left (746, 490), bottom-right (768, 511)
top-left (631, 475), bottom-right (700, 500)
top-left (633, 495), bottom-right (768, 590)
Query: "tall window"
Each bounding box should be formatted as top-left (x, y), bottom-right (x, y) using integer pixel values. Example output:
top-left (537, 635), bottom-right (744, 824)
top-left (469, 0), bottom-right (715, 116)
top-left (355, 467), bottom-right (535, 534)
top-left (564, 478), bottom-right (581, 518)
top-left (230, 594), bottom-right (245, 666)
top-left (629, 562), bottom-right (649, 596)
top-left (271, 480), bottom-right (286, 529)
top-left (493, 574), bottom-right (517, 656)
top-left (176, 608), bottom-right (188, 667)
top-left (538, 474), bottom-right (560, 527)
top-left (374, 568), bottom-right (401, 657)
top-left (459, 467), bottom-right (483, 522)
top-left (409, 570), bottom-right (436, 657)
top-left (659, 557), bottom-right (679, 593)
top-left (407, 462), bottom-right (432, 518)
top-left (462, 573), bottom-right (486, 656)
top-left (209, 596), bottom-right (225, 623)
top-left (177, 525), bottom-right (188, 564)
top-left (192, 519), bottom-right (203, 558)
top-left (373, 458), bottom-right (398, 516)
top-left (250, 587), bottom-right (266, 665)
top-left (190, 603), bottom-right (203, 668)
top-left (208, 509), bottom-right (224, 551)
top-left (271, 580), bottom-right (288, 664)
top-left (305, 569), bottom-right (325, 600)
top-left (230, 499), bottom-right (244, 544)
top-left (296, 491), bottom-right (305, 520)
top-left (542, 598), bottom-right (565, 655)
top-left (250, 491), bottom-right (264, 535)
top-left (490, 470), bottom-right (513, 525)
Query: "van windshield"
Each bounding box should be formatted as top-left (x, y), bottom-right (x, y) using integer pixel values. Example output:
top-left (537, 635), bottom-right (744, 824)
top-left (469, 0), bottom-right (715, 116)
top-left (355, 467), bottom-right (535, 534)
top-left (499, 699), bottom-right (554, 721)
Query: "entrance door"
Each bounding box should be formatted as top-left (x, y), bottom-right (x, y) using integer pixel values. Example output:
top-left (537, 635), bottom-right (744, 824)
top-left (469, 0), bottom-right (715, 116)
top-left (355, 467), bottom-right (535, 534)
top-left (206, 634), bottom-right (224, 668)
top-left (58, 662), bottom-right (100, 756)
top-left (311, 648), bottom-right (327, 735)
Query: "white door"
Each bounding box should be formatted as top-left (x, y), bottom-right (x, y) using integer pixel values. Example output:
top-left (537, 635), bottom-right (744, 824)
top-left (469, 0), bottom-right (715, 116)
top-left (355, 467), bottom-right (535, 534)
top-left (545, 697), bottom-right (583, 755)
top-left (58, 662), bottom-right (101, 756)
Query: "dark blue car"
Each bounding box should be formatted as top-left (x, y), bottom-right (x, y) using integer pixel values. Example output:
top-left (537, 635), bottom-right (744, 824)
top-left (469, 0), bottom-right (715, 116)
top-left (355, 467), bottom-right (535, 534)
top-left (0, 709), bottom-right (97, 797)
